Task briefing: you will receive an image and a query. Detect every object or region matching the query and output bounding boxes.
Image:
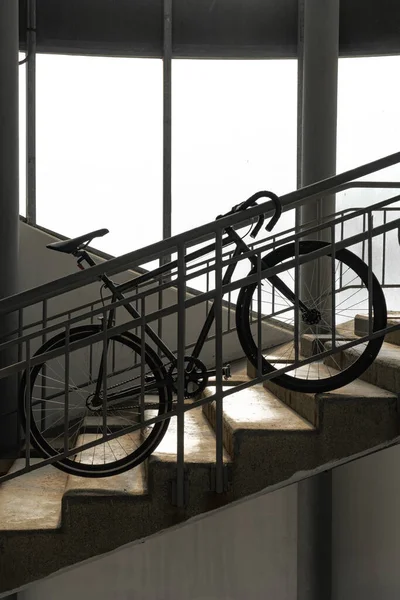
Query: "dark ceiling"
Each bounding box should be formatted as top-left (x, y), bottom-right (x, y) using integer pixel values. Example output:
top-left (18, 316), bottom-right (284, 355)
top-left (19, 0), bottom-right (400, 59)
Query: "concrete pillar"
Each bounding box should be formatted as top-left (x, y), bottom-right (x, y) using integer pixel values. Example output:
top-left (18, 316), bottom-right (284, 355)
top-left (297, 473), bottom-right (332, 600)
top-left (0, 0), bottom-right (20, 460)
top-left (298, 0), bottom-right (339, 322)
top-left (296, 1), bottom-right (339, 599)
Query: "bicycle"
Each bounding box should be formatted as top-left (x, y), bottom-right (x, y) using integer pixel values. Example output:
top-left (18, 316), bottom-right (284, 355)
top-left (19, 191), bottom-right (387, 477)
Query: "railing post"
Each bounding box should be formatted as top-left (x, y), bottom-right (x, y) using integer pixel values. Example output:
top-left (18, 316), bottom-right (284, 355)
top-left (174, 242), bottom-right (187, 507)
top-left (0, 0), bottom-right (20, 464)
top-left (214, 230), bottom-right (224, 493)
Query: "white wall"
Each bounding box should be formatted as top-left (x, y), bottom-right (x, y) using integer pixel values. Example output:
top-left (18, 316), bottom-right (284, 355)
top-left (332, 445), bottom-right (400, 600)
top-left (19, 484), bottom-right (297, 600)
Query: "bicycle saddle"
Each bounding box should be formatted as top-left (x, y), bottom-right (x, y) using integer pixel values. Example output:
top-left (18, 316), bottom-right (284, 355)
top-left (46, 228), bottom-right (109, 254)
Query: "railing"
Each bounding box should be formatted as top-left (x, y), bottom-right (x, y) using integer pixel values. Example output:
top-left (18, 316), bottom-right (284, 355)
top-left (1, 151), bottom-right (400, 507)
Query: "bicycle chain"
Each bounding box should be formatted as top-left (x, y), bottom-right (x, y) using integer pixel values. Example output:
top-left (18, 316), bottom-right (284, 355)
top-left (91, 359), bottom-right (176, 412)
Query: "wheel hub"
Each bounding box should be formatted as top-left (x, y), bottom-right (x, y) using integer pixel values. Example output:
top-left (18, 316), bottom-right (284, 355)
top-left (302, 308), bottom-right (321, 326)
top-left (86, 394), bottom-right (103, 412)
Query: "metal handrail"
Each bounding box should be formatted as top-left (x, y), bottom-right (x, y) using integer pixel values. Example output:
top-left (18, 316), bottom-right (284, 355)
top-left (1, 151), bottom-right (400, 316)
top-left (1, 204), bottom-right (399, 369)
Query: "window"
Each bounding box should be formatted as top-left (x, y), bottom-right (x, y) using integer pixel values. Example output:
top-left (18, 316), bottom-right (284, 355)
top-left (337, 56), bottom-right (400, 310)
top-left (36, 55), bottom-right (163, 258)
top-left (172, 60), bottom-right (298, 237)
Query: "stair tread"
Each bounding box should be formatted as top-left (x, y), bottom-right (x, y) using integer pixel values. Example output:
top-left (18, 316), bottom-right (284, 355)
top-left (357, 312), bottom-right (400, 324)
top-left (354, 314), bottom-right (400, 346)
top-left (65, 433), bottom-right (147, 496)
top-left (275, 361), bottom-right (396, 399)
top-left (259, 338), bottom-right (397, 399)
top-left (0, 459), bottom-right (67, 531)
top-left (151, 406), bottom-right (231, 464)
top-left (210, 384), bottom-right (314, 431)
top-left (332, 339), bottom-right (400, 367)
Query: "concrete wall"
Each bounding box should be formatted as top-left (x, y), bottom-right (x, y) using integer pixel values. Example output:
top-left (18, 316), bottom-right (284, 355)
top-left (19, 484), bottom-right (298, 600)
top-left (18, 445), bottom-right (400, 600)
top-left (332, 445), bottom-right (400, 600)
top-left (19, 221), bottom-right (291, 365)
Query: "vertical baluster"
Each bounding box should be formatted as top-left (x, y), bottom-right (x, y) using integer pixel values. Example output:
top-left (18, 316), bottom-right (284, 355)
top-left (367, 212), bottom-right (374, 337)
top-left (102, 309), bottom-right (108, 441)
top-left (331, 224), bottom-right (336, 349)
top-left (64, 322), bottom-right (70, 455)
top-left (382, 210), bottom-right (387, 286)
top-left (140, 297), bottom-right (146, 423)
top-left (25, 340), bottom-right (31, 469)
top-left (176, 242), bottom-right (186, 506)
top-left (294, 231), bottom-right (300, 363)
top-left (214, 230), bottom-right (224, 493)
top-left (257, 252), bottom-right (263, 377)
top-left (40, 300), bottom-right (47, 433)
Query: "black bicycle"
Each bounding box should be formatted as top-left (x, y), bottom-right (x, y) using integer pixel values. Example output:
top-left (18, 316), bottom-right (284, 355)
top-left (19, 192), bottom-right (387, 476)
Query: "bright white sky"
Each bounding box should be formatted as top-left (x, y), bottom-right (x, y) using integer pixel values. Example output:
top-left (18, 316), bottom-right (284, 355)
top-left (18, 54), bottom-right (400, 267)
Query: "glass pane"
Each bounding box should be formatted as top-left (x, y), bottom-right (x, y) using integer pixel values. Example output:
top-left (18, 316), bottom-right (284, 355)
top-left (172, 59), bottom-right (297, 236)
top-left (36, 55), bottom-right (162, 260)
top-left (172, 59), bottom-right (298, 294)
top-left (338, 56), bottom-right (400, 177)
top-left (337, 56), bottom-right (400, 312)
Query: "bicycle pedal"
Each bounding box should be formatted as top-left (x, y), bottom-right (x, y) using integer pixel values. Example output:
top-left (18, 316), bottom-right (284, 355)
top-left (222, 364), bottom-right (231, 379)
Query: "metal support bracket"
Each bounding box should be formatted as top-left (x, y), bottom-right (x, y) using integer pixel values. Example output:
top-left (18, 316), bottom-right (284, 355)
top-left (210, 464), bottom-right (232, 493)
top-left (171, 472), bottom-right (189, 507)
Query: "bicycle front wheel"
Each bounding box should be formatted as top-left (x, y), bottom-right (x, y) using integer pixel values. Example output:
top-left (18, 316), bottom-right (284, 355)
top-left (19, 325), bottom-right (173, 477)
top-left (236, 241), bottom-right (387, 393)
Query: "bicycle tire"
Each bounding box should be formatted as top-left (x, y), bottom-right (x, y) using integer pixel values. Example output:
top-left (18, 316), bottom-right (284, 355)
top-left (236, 240), bottom-right (387, 393)
top-left (19, 325), bottom-right (173, 477)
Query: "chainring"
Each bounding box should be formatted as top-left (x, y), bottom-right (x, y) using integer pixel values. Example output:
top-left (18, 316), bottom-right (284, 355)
top-left (168, 356), bottom-right (208, 398)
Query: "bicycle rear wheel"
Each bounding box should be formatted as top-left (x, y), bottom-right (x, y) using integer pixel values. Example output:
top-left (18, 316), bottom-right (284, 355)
top-left (19, 325), bottom-right (172, 477)
top-left (236, 240), bottom-right (387, 393)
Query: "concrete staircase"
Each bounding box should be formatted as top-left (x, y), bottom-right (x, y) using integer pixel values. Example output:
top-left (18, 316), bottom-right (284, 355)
top-left (1, 318), bottom-right (400, 595)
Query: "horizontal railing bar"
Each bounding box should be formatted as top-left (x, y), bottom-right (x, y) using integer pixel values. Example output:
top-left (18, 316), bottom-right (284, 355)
top-left (219, 197), bottom-right (400, 272)
top-left (192, 322), bottom-right (400, 407)
top-left (338, 181), bottom-right (400, 190)
top-left (6, 319), bottom-right (400, 485)
top-left (1, 214), bottom-right (399, 381)
top-left (1, 152), bottom-right (400, 316)
top-left (9, 212), bottom-right (400, 354)
top-left (7, 189), bottom-right (400, 347)
top-left (5, 194), bottom-right (400, 343)
top-left (277, 151), bottom-right (400, 207)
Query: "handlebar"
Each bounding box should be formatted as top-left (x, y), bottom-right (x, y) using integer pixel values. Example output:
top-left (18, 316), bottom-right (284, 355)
top-left (218, 191), bottom-right (282, 238)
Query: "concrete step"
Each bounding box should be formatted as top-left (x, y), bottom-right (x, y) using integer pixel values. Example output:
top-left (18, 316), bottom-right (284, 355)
top-left (325, 340), bottom-right (400, 394)
top-left (2, 350), bottom-right (398, 595)
top-left (60, 407), bottom-right (231, 586)
top-left (0, 459), bottom-right (68, 531)
top-left (0, 407), bottom-right (232, 594)
top-left (65, 432), bottom-right (148, 495)
top-left (258, 361), bottom-right (398, 464)
top-left (148, 405), bottom-right (232, 524)
top-left (300, 332), bottom-right (358, 358)
top-left (355, 312), bottom-right (400, 346)
top-left (202, 382), bottom-right (317, 498)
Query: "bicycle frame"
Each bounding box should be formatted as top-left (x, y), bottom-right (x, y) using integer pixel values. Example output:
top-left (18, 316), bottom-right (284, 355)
top-left (81, 222), bottom-right (297, 404)
top-left (93, 226), bottom-right (254, 362)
